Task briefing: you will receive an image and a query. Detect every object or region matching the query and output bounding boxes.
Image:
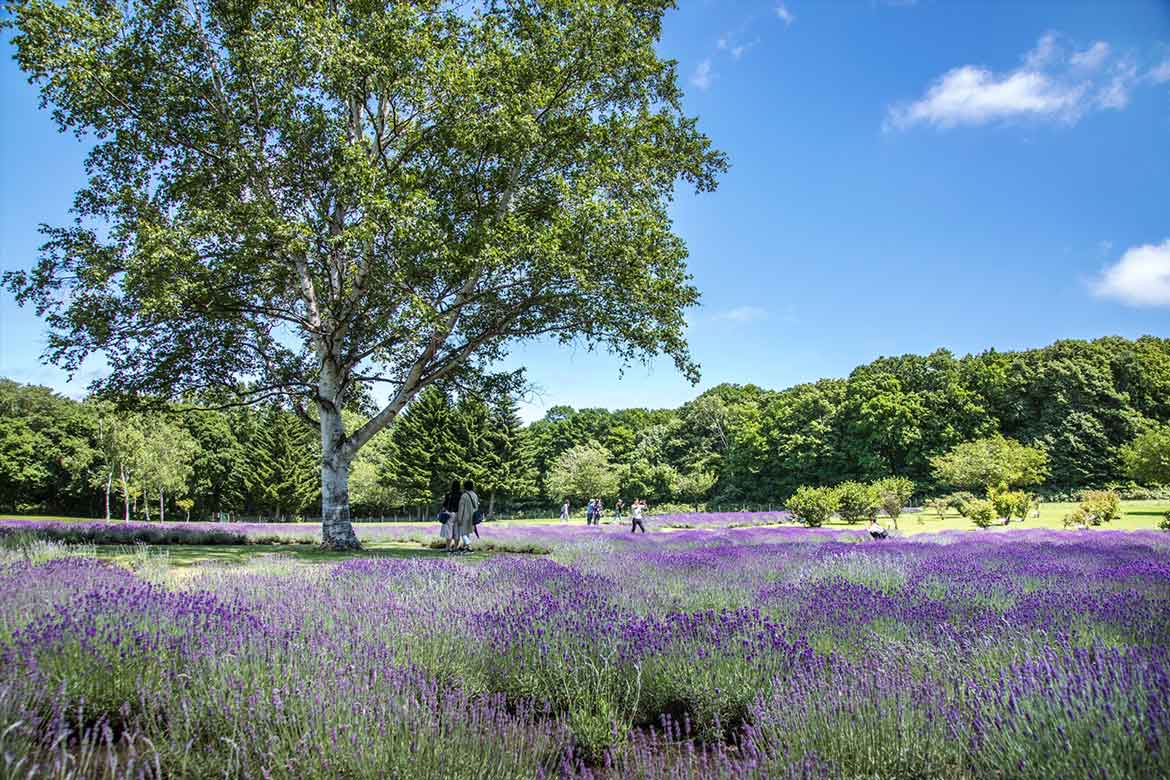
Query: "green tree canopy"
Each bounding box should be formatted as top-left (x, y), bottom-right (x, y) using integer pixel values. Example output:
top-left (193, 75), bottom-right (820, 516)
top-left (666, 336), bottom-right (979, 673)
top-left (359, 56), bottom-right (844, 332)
top-left (4, 0), bottom-right (725, 547)
top-left (545, 442), bottom-right (619, 503)
top-left (1120, 425), bottom-right (1170, 486)
top-left (930, 435), bottom-right (1049, 493)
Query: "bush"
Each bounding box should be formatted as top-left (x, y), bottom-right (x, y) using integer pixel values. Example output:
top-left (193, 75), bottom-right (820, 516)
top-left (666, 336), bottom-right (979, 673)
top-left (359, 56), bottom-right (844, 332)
top-left (1159, 512), bottom-right (1170, 532)
top-left (786, 486), bottom-right (839, 528)
top-left (1063, 507), bottom-right (1091, 529)
top-left (943, 492), bottom-right (977, 517)
top-left (989, 486), bottom-right (1030, 523)
top-left (835, 482), bottom-right (879, 524)
top-left (965, 499), bottom-right (997, 529)
top-left (1079, 490), bottom-right (1121, 525)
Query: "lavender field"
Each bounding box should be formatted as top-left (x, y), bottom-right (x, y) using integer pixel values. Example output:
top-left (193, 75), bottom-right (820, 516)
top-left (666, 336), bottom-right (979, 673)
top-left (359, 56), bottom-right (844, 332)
top-left (2, 526), bottom-right (1169, 779)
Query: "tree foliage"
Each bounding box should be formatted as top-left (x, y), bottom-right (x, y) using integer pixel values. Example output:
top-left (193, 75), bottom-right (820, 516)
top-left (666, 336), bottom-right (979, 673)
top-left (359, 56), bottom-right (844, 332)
top-left (931, 435), bottom-right (1049, 493)
top-left (544, 443), bottom-right (620, 503)
top-left (1120, 425), bottom-right (1170, 486)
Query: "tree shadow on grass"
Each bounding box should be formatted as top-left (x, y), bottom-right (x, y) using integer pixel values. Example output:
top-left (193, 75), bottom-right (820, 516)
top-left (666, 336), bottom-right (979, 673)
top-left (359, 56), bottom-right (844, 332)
top-left (96, 542), bottom-right (487, 567)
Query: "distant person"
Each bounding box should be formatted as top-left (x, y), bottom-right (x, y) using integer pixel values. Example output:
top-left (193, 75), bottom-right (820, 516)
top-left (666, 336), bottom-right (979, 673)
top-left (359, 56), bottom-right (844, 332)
top-left (868, 519), bottom-right (888, 540)
top-left (630, 499), bottom-right (647, 533)
top-left (455, 479), bottom-right (480, 554)
top-left (595, 498), bottom-right (605, 524)
top-left (586, 498), bottom-right (596, 525)
top-left (614, 498), bottom-right (625, 523)
top-left (439, 479), bottom-right (461, 553)
top-left (560, 501), bottom-right (570, 521)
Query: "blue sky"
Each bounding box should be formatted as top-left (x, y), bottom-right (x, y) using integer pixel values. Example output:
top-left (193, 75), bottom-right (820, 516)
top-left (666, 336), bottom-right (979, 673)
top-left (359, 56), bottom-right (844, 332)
top-left (2, 1), bottom-right (1169, 421)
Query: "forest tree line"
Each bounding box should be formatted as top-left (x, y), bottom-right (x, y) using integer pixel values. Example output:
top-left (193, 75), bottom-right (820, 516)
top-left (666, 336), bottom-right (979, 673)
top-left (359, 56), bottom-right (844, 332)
top-left (2, 335), bottom-right (1168, 520)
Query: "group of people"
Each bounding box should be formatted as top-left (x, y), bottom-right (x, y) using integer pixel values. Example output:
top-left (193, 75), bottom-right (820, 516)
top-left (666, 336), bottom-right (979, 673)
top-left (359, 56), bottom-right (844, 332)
top-left (437, 479), bottom-right (480, 554)
top-left (564, 497), bottom-right (647, 532)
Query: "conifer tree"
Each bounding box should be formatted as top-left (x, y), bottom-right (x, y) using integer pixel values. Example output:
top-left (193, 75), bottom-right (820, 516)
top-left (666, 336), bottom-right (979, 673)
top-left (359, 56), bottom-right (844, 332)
top-left (384, 388), bottom-right (457, 517)
top-left (483, 396), bottom-right (537, 516)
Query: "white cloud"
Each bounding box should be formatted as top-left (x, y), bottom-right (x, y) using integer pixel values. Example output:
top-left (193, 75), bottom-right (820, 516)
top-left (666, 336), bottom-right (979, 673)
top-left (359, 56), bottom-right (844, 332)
top-left (717, 306), bottom-right (769, 323)
top-left (775, 3), bottom-right (795, 27)
top-left (886, 33), bottom-right (1156, 131)
top-left (690, 59), bottom-right (715, 90)
top-left (1093, 238), bottom-right (1170, 307)
top-left (1024, 32), bottom-right (1060, 70)
top-left (1147, 58), bottom-right (1170, 84)
top-left (1070, 41), bottom-right (1110, 71)
top-left (732, 38), bottom-right (760, 60)
top-left (1096, 59), bottom-right (1137, 109)
top-left (886, 66), bottom-right (1083, 130)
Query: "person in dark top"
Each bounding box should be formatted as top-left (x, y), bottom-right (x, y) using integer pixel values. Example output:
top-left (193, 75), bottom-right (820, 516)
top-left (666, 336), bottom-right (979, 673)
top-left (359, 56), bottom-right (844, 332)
top-left (440, 480), bottom-right (461, 552)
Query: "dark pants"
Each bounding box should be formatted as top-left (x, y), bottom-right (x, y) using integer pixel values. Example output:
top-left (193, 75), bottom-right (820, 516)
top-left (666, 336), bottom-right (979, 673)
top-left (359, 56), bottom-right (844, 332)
top-left (870, 530), bottom-right (887, 540)
top-left (631, 518), bottom-right (646, 533)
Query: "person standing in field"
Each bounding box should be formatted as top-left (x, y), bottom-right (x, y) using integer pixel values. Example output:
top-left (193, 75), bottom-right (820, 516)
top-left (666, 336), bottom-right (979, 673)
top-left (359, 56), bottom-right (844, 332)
top-left (440, 479), bottom-right (462, 553)
top-left (586, 498), bottom-right (597, 525)
top-left (595, 498), bottom-right (605, 524)
top-left (630, 499), bottom-right (646, 533)
top-left (614, 498), bottom-right (625, 524)
top-left (561, 500), bottom-right (570, 521)
top-left (455, 479), bottom-right (480, 554)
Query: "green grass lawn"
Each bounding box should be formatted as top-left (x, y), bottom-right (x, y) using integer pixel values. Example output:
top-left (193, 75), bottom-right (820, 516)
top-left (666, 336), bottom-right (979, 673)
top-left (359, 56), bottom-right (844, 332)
top-left (878, 499), bottom-right (1170, 535)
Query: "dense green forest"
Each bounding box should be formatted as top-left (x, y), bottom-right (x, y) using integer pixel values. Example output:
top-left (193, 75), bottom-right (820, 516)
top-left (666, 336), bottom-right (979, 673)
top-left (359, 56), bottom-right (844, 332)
top-left (2, 335), bottom-right (1167, 519)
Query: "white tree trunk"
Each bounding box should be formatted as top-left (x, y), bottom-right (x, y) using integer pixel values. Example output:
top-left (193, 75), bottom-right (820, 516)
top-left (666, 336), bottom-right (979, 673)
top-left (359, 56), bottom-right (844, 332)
top-left (105, 471), bottom-right (112, 522)
top-left (120, 464), bottom-right (130, 522)
top-left (159, 489), bottom-right (165, 523)
top-left (319, 392), bottom-right (359, 549)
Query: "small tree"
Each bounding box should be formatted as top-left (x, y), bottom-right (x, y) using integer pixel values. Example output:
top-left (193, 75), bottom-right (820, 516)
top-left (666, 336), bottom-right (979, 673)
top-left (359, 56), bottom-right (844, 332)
top-left (675, 469), bottom-right (717, 512)
top-left (545, 443), bottom-right (620, 505)
top-left (175, 497), bottom-right (195, 522)
top-left (1079, 490), bottom-right (1121, 525)
top-left (966, 499), bottom-right (997, 529)
top-left (1120, 425), bottom-right (1170, 486)
top-left (835, 481), bottom-right (880, 525)
top-left (786, 486), bottom-right (839, 528)
top-left (1159, 511), bottom-right (1170, 532)
top-left (874, 476), bottom-right (914, 530)
top-left (931, 435), bottom-right (1049, 493)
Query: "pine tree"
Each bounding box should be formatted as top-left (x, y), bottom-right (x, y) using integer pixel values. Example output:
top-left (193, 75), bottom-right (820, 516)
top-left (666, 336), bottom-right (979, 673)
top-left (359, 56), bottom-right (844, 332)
top-left (383, 387), bottom-right (457, 516)
top-left (240, 406), bottom-right (319, 520)
top-left (482, 395), bottom-right (537, 515)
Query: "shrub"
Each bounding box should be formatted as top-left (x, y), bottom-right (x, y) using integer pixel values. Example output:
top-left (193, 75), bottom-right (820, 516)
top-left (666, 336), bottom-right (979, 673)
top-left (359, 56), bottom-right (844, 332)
top-left (944, 491), bottom-right (977, 517)
top-left (1079, 490), bottom-right (1121, 525)
top-left (1063, 507), bottom-right (1092, 529)
top-left (786, 486), bottom-right (839, 528)
top-left (1159, 511), bottom-right (1170, 532)
top-left (965, 499), bottom-right (997, 529)
top-left (835, 482), bottom-right (879, 524)
top-left (989, 486), bottom-right (1030, 523)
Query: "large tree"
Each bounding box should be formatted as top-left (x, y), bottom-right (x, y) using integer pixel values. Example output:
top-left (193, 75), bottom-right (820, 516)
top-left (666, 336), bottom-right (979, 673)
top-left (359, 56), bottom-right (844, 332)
top-left (4, 0), bottom-right (725, 546)
top-left (930, 434), bottom-right (1048, 493)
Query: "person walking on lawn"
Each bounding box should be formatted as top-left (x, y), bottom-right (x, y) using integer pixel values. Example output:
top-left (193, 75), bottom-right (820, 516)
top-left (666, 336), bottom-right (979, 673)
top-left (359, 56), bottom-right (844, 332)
top-left (439, 479), bottom-right (462, 553)
top-left (455, 479), bottom-right (480, 554)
